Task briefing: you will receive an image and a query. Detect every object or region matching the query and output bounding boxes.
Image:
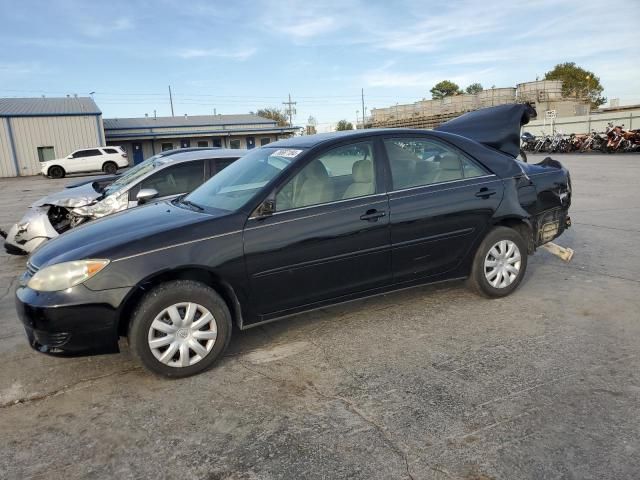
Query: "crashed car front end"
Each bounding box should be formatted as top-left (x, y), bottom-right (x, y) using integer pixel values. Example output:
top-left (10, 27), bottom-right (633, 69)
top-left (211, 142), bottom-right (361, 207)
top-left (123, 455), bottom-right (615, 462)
top-left (4, 190), bottom-right (129, 255)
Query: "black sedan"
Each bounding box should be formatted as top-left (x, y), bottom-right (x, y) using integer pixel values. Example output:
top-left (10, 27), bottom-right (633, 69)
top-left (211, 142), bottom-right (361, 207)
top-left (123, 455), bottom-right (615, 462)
top-left (16, 104), bottom-right (571, 377)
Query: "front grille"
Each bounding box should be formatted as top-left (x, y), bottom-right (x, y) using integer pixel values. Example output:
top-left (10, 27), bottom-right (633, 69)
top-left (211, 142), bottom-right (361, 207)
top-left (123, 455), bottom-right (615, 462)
top-left (26, 261), bottom-right (39, 276)
top-left (20, 261), bottom-right (39, 287)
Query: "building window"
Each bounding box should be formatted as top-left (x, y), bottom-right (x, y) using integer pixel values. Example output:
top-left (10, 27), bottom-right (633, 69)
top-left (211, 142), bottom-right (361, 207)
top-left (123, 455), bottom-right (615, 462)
top-left (212, 138), bottom-right (222, 147)
top-left (229, 139), bottom-right (241, 149)
top-left (161, 143), bottom-right (174, 152)
top-left (260, 137), bottom-right (271, 146)
top-left (37, 146), bottom-right (55, 162)
top-left (197, 140), bottom-right (209, 148)
top-left (181, 139), bottom-right (191, 148)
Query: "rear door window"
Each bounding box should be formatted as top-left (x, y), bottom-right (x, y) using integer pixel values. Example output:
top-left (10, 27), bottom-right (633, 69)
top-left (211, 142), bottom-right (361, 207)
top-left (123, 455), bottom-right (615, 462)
top-left (383, 138), bottom-right (487, 190)
top-left (73, 149), bottom-right (102, 158)
top-left (138, 160), bottom-right (205, 197)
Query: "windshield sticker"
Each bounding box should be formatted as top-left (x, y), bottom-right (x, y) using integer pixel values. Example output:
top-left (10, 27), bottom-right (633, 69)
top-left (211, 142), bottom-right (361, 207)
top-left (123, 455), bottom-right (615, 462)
top-left (271, 149), bottom-right (303, 158)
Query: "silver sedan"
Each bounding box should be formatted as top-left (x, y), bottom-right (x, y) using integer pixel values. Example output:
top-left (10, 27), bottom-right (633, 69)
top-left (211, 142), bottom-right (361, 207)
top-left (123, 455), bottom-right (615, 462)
top-left (3, 148), bottom-right (245, 254)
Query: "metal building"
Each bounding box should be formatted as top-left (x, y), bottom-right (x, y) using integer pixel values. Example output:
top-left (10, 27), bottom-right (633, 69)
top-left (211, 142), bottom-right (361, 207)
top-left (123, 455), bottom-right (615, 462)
top-left (104, 115), bottom-right (299, 165)
top-left (0, 97), bottom-right (104, 177)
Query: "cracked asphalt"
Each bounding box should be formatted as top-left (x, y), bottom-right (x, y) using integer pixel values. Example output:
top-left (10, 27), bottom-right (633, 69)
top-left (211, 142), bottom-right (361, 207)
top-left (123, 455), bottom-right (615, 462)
top-left (1, 154), bottom-right (639, 480)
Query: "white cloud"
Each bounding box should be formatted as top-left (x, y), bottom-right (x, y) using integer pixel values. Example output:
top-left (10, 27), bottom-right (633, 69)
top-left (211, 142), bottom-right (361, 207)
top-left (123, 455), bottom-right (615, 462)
top-left (280, 16), bottom-right (337, 38)
top-left (78, 16), bottom-right (133, 38)
top-left (362, 65), bottom-right (495, 89)
top-left (176, 47), bottom-right (257, 60)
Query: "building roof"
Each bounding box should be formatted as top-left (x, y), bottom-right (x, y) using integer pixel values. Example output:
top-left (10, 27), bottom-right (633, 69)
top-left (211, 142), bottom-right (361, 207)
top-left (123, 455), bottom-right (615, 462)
top-left (0, 97), bottom-right (101, 117)
top-left (104, 114), bottom-right (278, 130)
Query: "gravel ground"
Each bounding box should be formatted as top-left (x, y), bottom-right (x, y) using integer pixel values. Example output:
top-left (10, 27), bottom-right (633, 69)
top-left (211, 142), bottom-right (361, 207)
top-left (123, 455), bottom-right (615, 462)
top-left (0, 154), bottom-right (638, 480)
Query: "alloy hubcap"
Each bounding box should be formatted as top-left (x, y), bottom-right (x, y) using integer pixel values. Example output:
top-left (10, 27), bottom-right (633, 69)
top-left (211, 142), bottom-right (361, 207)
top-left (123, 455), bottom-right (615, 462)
top-left (484, 240), bottom-right (521, 288)
top-left (147, 302), bottom-right (217, 368)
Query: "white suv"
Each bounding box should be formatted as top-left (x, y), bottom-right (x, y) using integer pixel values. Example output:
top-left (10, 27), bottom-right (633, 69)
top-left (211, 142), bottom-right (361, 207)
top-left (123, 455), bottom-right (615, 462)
top-left (41, 146), bottom-right (129, 178)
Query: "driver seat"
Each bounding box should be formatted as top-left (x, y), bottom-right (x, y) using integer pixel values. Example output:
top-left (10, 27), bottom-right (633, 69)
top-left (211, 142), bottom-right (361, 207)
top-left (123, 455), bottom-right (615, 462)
top-left (292, 161), bottom-right (333, 208)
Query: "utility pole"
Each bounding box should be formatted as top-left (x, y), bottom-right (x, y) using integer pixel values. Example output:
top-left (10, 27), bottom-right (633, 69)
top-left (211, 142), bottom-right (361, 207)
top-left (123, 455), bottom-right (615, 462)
top-left (168, 85), bottom-right (175, 117)
top-left (361, 88), bottom-right (366, 129)
top-left (282, 93), bottom-right (296, 127)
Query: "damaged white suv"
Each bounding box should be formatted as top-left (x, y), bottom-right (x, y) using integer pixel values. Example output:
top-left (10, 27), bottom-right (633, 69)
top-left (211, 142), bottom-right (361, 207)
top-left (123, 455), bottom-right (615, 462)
top-left (4, 148), bottom-right (245, 254)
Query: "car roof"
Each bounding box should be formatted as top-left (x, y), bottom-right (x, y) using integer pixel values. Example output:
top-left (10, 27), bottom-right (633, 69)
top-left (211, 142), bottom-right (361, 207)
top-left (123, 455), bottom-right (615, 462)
top-left (154, 148), bottom-right (248, 165)
top-left (267, 128), bottom-right (441, 149)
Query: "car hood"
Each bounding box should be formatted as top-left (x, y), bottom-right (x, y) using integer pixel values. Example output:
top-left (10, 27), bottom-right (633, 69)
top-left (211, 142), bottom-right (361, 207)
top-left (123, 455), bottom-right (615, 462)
top-left (31, 182), bottom-right (102, 208)
top-left (436, 103), bottom-right (537, 158)
top-left (29, 200), bottom-right (229, 268)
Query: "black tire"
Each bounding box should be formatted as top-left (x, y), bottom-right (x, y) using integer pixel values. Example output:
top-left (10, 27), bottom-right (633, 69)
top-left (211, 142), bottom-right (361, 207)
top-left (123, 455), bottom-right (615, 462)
top-left (468, 226), bottom-right (528, 298)
top-left (103, 161), bottom-right (118, 174)
top-left (48, 165), bottom-right (65, 179)
top-left (128, 280), bottom-right (232, 378)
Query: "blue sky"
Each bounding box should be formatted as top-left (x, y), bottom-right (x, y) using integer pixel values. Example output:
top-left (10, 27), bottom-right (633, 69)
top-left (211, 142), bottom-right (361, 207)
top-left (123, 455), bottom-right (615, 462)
top-left (0, 0), bottom-right (638, 131)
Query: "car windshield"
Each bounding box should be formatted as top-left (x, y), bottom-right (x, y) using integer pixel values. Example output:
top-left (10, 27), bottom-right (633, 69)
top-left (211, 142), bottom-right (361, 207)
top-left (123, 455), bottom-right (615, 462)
top-left (102, 154), bottom-right (167, 196)
top-left (183, 147), bottom-right (302, 212)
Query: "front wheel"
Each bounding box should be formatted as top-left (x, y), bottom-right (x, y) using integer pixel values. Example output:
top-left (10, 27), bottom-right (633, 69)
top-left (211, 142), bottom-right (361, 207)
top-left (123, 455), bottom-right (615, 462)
top-left (48, 166), bottom-right (65, 179)
top-left (468, 227), bottom-right (528, 298)
top-left (128, 280), bottom-right (232, 378)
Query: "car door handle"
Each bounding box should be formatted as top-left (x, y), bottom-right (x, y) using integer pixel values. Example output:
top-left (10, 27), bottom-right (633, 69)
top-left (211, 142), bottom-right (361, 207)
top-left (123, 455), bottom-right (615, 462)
top-left (475, 188), bottom-right (497, 198)
top-left (360, 209), bottom-right (386, 222)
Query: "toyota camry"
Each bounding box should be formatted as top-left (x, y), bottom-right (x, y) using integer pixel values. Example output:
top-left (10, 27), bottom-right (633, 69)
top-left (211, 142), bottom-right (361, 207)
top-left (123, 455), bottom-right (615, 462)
top-left (15, 104), bottom-right (571, 377)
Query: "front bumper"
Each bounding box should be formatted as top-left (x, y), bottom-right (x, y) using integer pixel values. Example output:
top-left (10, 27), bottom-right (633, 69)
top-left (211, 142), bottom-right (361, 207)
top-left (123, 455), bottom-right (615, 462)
top-left (15, 283), bottom-right (130, 356)
top-left (4, 207), bottom-right (61, 255)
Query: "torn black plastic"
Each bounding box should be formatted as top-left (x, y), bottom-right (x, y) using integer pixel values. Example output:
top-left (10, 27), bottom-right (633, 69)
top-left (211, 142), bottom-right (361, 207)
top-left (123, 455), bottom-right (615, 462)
top-left (436, 103), bottom-right (537, 158)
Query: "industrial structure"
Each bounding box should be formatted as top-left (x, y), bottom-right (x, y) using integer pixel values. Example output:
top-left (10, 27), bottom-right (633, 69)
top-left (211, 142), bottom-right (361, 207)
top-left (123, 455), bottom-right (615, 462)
top-left (104, 114), bottom-right (298, 165)
top-left (0, 96), bottom-right (299, 177)
top-left (0, 97), bottom-right (104, 177)
top-left (366, 80), bottom-right (591, 129)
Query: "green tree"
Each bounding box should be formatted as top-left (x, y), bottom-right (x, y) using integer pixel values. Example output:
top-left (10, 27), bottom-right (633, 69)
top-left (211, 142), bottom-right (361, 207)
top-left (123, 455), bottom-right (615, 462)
top-left (544, 62), bottom-right (606, 108)
top-left (430, 80), bottom-right (462, 99)
top-left (335, 120), bottom-right (354, 131)
top-left (254, 107), bottom-right (289, 127)
top-left (465, 83), bottom-right (484, 95)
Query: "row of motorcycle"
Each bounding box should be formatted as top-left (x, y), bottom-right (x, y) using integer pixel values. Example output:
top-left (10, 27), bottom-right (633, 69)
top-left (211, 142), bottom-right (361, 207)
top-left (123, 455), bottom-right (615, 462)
top-left (521, 123), bottom-right (640, 154)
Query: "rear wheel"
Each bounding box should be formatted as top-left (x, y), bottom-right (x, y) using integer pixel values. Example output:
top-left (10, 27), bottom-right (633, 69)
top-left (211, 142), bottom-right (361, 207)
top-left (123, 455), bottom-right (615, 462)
top-left (468, 227), bottom-right (528, 298)
top-left (128, 280), bottom-right (232, 378)
top-left (48, 166), bottom-right (65, 179)
top-left (103, 161), bottom-right (118, 174)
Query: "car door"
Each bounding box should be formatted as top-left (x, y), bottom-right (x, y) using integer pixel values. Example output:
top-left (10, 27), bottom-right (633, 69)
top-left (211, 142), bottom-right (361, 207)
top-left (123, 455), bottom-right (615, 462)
top-left (243, 139), bottom-right (392, 321)
top-left (382, 135), bottom-right (504, 283)
top-left (127, 160), bottom-right (206, 205)
top-left (72, 148), bottom-right (103, 173)
top-left (65, 149), bottom-right (87, 173)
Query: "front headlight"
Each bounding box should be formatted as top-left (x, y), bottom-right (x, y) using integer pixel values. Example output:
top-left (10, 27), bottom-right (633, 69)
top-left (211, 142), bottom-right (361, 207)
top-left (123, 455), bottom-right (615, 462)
top-left (27, 259), bottom-right (110, 292)
top-left (73, 193), bottom-right (128, 218)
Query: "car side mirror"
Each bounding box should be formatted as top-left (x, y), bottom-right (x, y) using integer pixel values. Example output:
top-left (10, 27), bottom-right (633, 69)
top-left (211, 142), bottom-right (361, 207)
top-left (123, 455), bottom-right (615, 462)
top-left (136, 188), bottom-right (159, 205)
top-left (252, 196), bottom-right (275, 219)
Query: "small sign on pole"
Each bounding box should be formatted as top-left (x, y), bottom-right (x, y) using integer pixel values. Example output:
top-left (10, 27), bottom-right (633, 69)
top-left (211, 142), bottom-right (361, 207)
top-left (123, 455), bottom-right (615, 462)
top-left (545, 110), bottom-right (557, 134)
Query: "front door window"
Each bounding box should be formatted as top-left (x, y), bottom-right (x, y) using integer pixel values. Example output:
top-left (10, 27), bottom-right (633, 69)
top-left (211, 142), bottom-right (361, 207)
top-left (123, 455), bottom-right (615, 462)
top-left (275, 141), bottom-right (375, 211)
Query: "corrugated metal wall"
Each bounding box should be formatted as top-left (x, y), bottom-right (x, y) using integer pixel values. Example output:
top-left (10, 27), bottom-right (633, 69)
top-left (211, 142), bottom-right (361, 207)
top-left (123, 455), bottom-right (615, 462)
top-left (523, 109), bottom-right (640, 135)
top-left (6, 115), bottom-right (101, 177)
top-left (0, 119), bottom-right (18, 177)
